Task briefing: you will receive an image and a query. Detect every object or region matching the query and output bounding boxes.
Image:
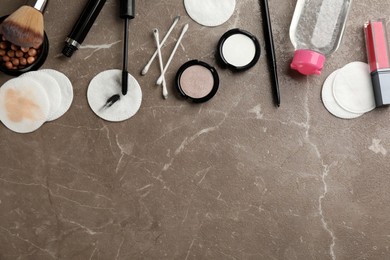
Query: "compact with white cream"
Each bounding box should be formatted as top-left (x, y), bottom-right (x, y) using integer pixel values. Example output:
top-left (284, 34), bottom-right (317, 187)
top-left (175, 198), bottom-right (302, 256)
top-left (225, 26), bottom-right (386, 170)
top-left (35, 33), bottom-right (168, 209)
top-left (217, 28), bottom-right (261, 71)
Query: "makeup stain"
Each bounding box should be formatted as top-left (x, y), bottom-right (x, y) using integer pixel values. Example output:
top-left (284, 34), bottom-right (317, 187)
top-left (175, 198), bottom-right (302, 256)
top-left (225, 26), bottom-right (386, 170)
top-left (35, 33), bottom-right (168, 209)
top-left (5, 88), bottom-right (43, 122)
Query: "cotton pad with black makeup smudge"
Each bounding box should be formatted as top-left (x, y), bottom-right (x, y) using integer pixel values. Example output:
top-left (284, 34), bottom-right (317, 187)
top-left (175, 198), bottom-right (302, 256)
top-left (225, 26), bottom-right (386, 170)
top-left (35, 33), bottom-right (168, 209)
top-left (87, 69), bottom-right (142, 122)
top-left (0, 77), bottom-right (50, 133)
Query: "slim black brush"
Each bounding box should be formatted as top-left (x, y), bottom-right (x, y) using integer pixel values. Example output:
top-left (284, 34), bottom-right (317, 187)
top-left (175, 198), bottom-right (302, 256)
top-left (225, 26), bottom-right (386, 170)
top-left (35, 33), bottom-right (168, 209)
top-left (120, 0), bottom-right (135, 95)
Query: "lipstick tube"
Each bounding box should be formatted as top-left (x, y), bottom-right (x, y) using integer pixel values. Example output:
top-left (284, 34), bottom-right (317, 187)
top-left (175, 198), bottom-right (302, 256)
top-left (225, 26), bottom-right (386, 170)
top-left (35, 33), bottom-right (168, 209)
top-left (364, 19), bottom-right (390, 107)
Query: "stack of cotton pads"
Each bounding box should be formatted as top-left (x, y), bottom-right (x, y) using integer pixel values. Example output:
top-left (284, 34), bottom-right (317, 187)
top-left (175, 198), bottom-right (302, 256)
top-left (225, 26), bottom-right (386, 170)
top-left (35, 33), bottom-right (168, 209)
top-left (0, 69), bottom-right (73, 133)
top-left (321, 62), bottom-right (376, 119)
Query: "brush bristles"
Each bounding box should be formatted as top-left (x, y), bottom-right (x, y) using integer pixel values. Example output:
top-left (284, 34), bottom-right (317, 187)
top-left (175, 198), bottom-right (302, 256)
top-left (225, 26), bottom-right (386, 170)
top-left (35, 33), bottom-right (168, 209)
top-left (1, 6), bottom-right (44, 48)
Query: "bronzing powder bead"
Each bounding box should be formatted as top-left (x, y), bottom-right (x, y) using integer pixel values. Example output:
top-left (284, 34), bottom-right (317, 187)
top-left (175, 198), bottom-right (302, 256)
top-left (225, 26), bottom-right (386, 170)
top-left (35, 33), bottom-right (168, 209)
top-left (0, 36), bottom-right (41, 70)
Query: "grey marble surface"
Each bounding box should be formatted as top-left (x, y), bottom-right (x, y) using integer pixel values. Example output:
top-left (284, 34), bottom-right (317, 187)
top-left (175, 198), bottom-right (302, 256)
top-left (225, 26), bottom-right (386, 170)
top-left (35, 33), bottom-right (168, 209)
top-left (1, 0), bottom-right (390, 259)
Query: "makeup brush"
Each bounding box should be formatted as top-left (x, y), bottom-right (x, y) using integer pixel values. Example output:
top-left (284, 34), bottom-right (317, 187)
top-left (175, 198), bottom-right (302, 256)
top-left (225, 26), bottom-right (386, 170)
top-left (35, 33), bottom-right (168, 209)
top-left (102, 0), bottom-right (135, 108)
top-left (0, 0), bottom-right (48, 48)
top-left (120, 0), bottom-right (135, 95)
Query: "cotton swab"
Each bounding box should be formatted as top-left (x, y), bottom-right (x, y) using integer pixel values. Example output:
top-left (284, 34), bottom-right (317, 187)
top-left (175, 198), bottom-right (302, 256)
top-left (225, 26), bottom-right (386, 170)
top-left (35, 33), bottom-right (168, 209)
top-left (156, 24), bottom-right (189, 86)
top-left (141, 16), bottom-right (180, 75)
top-left (153, 28), bottom-right (168, 99)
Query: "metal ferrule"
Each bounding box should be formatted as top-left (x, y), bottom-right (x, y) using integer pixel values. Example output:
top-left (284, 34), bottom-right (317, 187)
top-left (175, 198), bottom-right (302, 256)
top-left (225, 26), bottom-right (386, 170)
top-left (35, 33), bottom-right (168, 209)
top-left (26, 0), bottom-right (48, 13)
top-left (65, 37), bottom-right (81, 49)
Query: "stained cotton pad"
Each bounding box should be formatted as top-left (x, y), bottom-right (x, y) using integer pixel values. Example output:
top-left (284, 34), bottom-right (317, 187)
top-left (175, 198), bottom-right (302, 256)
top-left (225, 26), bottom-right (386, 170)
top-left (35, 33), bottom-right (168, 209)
top-left (21, 71), bottom-right (62, 121)
top-left (40, 69), bottom-right (74, 121)
top-left (184, 0), bottom-right (236, 27)
top-left (87, 69), bottom-right (142, 122)
top-left (321, 69), bottom-right (363, 119)
top-left (333, 62), bottom-right (375, 114)
top-left (0, 77), bottom-right (50, 133)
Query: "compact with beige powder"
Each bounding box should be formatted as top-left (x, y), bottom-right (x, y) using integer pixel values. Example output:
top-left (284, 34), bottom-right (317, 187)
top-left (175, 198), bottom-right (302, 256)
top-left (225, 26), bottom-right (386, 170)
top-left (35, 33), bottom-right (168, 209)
top-left (175, 60), bottom-right (219, 103)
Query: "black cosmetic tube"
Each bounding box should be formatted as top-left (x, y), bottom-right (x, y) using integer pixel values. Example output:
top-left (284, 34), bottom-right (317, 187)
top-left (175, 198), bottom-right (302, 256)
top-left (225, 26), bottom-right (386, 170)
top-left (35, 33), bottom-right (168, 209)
top-left (62, 0), bottom-right (107, 57)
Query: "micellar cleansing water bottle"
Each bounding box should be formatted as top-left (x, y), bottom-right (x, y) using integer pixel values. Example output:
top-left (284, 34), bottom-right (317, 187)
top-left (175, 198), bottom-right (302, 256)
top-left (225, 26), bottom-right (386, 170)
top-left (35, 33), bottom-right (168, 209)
top-left (289, 0), bottom-right (353, 75)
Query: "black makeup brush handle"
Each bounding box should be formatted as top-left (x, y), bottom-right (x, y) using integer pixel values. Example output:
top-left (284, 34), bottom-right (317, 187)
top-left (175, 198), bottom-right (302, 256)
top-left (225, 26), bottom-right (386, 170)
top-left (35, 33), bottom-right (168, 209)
top-left (122, 18), bottom-right (129, 95)
top-left (62, 0), bottom-right (107, 57)
top-left (120, 0), bottom-right (134, 95)
top-left (120, 0), bottom-right (135, 19)
top-left (70, 0), bottom-right (107, 43)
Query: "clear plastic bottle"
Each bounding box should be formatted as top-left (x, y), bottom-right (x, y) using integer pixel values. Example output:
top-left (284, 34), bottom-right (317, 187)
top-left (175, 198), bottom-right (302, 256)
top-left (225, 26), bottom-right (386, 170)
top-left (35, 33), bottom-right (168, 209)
top-left (289, 0), bottom-right (353, 75)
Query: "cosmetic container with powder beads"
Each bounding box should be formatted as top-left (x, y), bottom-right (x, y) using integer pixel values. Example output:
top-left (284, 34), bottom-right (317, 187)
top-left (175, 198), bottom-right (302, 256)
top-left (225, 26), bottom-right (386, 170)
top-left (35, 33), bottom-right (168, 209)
top-left (289, 0), bottom-right (352, 75)
top-left (0, 15), bottom-right (49, 76)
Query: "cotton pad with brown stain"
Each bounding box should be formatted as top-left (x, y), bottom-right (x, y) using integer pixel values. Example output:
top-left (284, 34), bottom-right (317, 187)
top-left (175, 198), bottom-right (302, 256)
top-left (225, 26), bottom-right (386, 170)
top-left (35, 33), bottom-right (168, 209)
top-left (0, 77), bottom-right (50, 133)
top-left (5, 88), bottom-right (43, 122)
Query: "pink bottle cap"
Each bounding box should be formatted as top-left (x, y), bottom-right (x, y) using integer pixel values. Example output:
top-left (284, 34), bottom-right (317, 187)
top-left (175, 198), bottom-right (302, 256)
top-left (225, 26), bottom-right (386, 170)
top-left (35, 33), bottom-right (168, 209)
top-left (290, 50), bottom-right (326, 75)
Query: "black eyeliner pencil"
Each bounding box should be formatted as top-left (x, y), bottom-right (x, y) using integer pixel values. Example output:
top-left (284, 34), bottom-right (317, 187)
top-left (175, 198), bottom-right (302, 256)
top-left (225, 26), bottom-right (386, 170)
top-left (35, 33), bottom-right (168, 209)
top-left (260, 0), bottom-right (280, 107)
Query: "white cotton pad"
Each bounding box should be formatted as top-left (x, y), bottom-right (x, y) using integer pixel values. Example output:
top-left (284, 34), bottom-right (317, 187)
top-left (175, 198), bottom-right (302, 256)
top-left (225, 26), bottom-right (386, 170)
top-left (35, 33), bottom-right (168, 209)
top-left (21, 71), bottom-right (62, 121)
top-left (321, 69), bottom-right (363, 119)
top-left (184, 0), bottom-right (236, 27)
top-left (333, 62), bottom-right (376, 114)
top-left (39, 69), bottom-right (74, 121)
top-left (0, 77), bottom-right (50, 133)
top-left (87, 69), bottom-right (142, 122)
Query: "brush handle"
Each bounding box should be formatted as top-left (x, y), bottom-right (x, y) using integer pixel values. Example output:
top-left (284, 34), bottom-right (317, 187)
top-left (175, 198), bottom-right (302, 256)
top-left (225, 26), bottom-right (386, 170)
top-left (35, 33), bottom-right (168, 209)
top-left (26, 0), bottom-right (48, 13)
top-left (62, 0), bottom-right (107, 57)
top-left (122, 18), bottom-right (129, 95)
top-left (261, 0), bottom-right (280, 107)
top-left (120, 0), bottom-right (134, 95)
top-left (69, 0), bottom-right (107, 44)
top-left (120, 0), bottom-right (135, 19)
